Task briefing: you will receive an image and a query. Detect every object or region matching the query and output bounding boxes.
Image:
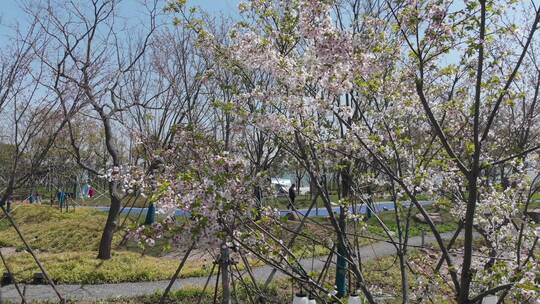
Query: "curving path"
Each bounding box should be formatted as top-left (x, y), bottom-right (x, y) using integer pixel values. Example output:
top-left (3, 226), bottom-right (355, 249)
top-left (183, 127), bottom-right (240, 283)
top-left (0, 231), bottom-right (456, 303)
top-left (91, 200), bottom-right (434, 217)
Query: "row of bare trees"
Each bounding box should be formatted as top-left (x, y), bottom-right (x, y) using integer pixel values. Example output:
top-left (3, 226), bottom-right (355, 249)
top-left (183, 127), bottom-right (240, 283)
top-left (0, 0), bottom-right (282, 260)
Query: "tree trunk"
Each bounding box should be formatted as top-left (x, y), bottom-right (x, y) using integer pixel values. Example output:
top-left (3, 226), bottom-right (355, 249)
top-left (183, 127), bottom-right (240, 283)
top-left (459, 173), bottom-right (479, 303)
top-left (336, 163), bottom-right (351, 298)
top-left (96, 111), bottom-right (121, 260)
top-left (220, 243), bottom-right (231, 304)
top-left (97, 181), bottom-right (121, 259)
top-left (398, 251), bottom-right (409, 303)
top-left (335, 206), bottom-right (348, 298)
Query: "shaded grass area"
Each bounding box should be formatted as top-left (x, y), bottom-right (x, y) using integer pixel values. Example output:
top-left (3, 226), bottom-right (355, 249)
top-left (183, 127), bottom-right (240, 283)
top-left (90, 289), bottom-right (216, 304)
top-left (75, 195), bottom-right (150, 209)
top-left (365, 204), bottom-right (458, 238)
top-left (361, 254), bottom-right (454, 302)
top-left (292, 203), bottom-right (458, 242)
top-left (24, 286), bottom-right (289, 304)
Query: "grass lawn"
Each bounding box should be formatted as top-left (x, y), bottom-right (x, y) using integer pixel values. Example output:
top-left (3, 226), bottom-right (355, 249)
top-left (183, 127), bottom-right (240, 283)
top-left (0, 205), bottom-right (210, 284)
top-left (0, 251), bottom-right (211, 284)
top-left (289, 203), bottom-right (458, 241)
top-left (27, 251), bottom-right (458, 304)
top-left (365, 204), bottom-right (458, 238)
top-left (0, 205), bottom-right (329, 284)
top-left (0, 203), bottom-right (459, 285)
top-left (77, 191), bottom-right (433, 210)
top-left (0, 205), bottom-right (126, 252)
top-left (75, 195), bottom-right (150, 208)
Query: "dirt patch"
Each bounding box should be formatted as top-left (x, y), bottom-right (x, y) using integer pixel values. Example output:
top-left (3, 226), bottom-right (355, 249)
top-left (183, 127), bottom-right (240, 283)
top-left (0, 247), bottom-right (18, 258)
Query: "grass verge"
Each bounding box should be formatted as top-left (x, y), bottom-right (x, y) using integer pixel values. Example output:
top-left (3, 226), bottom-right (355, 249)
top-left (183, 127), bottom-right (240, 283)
top-left (0, 251), bottom-right (214, 284)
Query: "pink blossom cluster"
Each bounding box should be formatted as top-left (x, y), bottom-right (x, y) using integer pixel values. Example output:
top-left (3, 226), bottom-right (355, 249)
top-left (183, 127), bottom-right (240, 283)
top-left (124, 128), bottom-right (260, 251)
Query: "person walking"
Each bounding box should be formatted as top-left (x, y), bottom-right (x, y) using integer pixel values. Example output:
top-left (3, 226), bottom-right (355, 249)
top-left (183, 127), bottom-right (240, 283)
top-left (6, 195), bottom-right (12, 213)
top-left (288, 183), bottom-right (296, 210)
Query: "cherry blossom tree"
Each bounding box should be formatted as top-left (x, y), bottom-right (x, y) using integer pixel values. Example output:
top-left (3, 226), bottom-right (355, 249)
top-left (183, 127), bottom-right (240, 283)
top-left (198, 0), bottom-right (540, 302)
top-left (130, 0), bottom-right (540, 302)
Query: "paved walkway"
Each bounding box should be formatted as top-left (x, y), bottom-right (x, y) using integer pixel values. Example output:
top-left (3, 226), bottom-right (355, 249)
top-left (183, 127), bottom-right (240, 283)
top-left (92, 200), bottom-right (434, 218)
top-left (0, 232), bottom-right (457, 302)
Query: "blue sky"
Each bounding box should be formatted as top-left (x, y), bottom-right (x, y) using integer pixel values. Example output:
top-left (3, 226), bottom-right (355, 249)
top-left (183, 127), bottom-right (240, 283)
top-left (0, 0), bottom-right (240, 42)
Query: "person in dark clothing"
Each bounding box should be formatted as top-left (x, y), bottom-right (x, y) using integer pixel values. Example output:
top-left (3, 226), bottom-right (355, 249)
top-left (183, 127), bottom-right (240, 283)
top-left (288, 183), bottom-right (296, 210)
top-left (6, 195), bottom-right (12, 213)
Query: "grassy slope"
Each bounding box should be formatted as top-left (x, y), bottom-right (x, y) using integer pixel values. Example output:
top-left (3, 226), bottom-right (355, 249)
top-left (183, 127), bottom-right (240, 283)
top-left (0, 205), bottom-right (329, 284)
top-left (0, 204), bottom-right (458, 285)
top-left (0, 205), bottom-right (121, 252)
top-left (0, 205), bottom-right (212, 284)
